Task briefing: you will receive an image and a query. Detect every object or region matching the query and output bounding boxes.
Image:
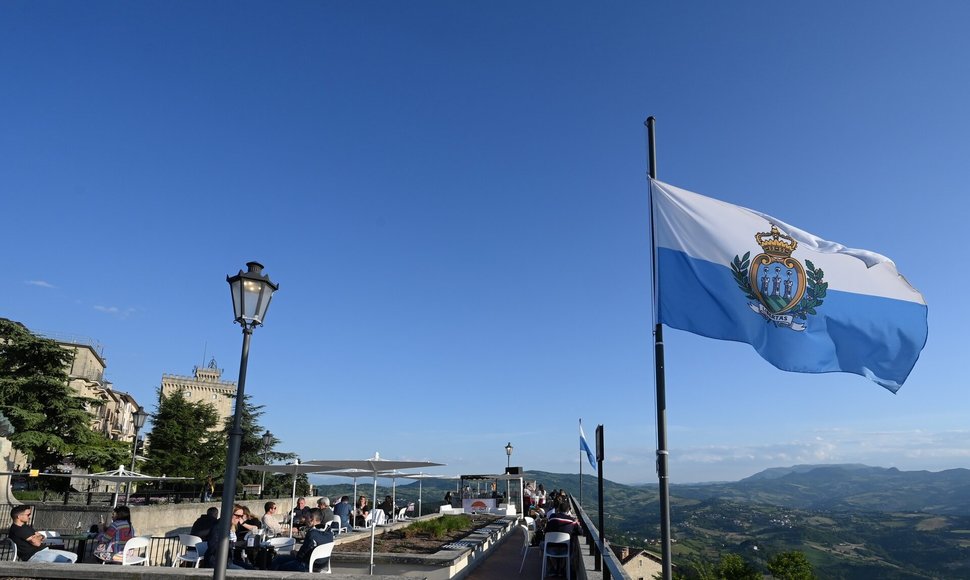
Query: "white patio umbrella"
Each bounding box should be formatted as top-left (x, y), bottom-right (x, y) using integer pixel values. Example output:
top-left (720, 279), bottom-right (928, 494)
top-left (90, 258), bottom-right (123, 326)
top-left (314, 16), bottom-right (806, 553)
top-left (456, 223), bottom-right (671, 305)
top-left (39, 465), bottom-right (191, 507)
top-left (304, 453), bottom-right (444, 575)
top-left (313, 468), bottom-right (374, 526)
top-left (402, 473), bottom-right (455, 516)
top-left (375, 470), bottom-right (412, 522)
top-left (241, 460), bottom-right (335, 537)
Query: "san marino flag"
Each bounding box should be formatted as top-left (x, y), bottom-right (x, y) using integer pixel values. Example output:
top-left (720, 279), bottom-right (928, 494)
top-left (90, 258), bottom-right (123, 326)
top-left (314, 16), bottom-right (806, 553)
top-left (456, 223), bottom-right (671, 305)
top-left (651, 179), bottom-right (927, 393)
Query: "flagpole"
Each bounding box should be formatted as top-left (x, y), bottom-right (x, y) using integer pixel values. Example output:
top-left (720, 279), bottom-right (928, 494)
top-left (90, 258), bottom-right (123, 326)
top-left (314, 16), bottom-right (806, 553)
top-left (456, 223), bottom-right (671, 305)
top-left (579, 419), bottom-right (584, 506)
top-left (646, 116), bottom-right (673, 580)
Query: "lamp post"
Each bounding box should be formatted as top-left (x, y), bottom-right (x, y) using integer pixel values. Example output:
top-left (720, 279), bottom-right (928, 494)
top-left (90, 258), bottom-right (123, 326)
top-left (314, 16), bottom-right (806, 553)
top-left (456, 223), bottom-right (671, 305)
top-left (214, 261), bottom-right (278, 580)
top-left (260, 429), bottom-right (273, 498)
top-left (125, 406), bottom-right (149, 504)
top-left (504, 442), bottom-right (514, 506)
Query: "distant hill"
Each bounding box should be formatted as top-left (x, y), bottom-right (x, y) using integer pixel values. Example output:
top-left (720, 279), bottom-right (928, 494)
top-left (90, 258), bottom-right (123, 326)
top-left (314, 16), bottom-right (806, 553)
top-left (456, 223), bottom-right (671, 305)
top-left (310, 465), bottom-right (970, 577)
top-left (675, 464), bottom-right (970, 516)
top-left (741, 463), bottom-right (873, 481)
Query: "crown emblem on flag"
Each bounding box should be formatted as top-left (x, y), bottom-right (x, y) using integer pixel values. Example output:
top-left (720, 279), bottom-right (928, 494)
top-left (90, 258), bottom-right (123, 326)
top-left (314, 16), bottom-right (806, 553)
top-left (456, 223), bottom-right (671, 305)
top-left (755, 225), bottom-right (797, 257)
top-left (729, 224), bottom-right (826, 332)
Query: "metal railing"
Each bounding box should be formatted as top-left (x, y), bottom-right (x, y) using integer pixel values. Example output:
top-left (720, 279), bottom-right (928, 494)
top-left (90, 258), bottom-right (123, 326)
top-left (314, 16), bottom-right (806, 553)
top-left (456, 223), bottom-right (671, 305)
top-left (570, 495), bottom-right (630, 580)
top-left (28, 489), bottom-right (202, 506)
top-left (0, 533), bottom-right (184, 566)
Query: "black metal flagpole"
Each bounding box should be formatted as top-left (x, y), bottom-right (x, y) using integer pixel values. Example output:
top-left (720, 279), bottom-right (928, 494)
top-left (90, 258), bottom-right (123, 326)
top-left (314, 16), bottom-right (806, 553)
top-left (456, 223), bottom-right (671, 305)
top-left (579, 418), bottom-right (584, 505)
top-left (646, 116), bottom-right (673, 580)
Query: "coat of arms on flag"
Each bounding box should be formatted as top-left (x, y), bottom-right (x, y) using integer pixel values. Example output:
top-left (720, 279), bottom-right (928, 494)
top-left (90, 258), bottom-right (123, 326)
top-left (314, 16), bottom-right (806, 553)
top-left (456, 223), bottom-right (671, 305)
top-left (730, 225), bottom-right (827, 332)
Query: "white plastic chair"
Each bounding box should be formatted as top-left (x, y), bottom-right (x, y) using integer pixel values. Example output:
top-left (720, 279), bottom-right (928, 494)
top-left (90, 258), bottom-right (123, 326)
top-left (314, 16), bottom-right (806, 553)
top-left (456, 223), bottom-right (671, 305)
top-left (355, 510), bottom-right (372, 531)
top-left (119, 536), bottom-right (150, 566)
top-left (266, 536), bottom-right (296, 555)
top-left (0, 537), bottom-right (17, 561)
top-left (372, 509), bottom-right (387, 526)
top-left (541, 532), bottom-right (571, 579)
top-left (28, 548), bottom-right (77, 563)
top-left (330, 515), bottom-right (347, 535)
top-left (396, 507), bottom-right (408, 521)
top-left (517, 524), bottom-right (539, 573)
top-left (308, 542), bottom-right (334, 573)
top-left (172, 534), bottom-right (204, 567)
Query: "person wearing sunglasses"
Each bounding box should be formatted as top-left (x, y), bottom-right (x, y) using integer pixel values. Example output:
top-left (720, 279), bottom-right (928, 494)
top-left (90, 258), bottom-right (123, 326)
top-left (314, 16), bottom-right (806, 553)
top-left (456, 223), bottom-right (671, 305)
top-left (201, 504), bottom-right (254, 570)
top-left (261, 502), bottom-right (283, 537)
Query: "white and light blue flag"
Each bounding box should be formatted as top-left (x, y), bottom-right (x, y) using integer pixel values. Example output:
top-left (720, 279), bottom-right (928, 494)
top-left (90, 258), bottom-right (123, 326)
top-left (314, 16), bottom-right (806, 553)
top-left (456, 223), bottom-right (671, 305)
top-left (580, 420), bottom-right (596, 469)
top-left (651, 179), bottom-right (927, 392)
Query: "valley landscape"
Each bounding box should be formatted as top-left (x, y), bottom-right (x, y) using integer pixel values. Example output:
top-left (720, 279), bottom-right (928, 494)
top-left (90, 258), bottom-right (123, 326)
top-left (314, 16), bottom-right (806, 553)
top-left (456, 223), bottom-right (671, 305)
top-left (315, 465), bottom-right (970, 579)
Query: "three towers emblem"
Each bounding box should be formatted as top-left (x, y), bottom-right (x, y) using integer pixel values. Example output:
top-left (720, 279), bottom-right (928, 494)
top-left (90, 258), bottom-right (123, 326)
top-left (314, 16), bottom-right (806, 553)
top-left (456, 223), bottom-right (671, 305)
top-left (730, 225), bottom-right (827, 331)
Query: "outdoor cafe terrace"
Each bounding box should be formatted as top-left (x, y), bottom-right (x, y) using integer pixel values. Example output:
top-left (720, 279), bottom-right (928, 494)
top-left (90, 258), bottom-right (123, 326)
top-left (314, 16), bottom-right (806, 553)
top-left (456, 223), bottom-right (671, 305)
top-left (0, 492), bottom-right (630, 580)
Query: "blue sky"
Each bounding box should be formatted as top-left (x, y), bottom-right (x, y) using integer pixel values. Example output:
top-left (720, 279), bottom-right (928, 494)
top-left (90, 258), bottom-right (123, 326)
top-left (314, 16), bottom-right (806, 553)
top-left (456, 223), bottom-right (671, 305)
top-left (2, 1), bottom-right (967, 484)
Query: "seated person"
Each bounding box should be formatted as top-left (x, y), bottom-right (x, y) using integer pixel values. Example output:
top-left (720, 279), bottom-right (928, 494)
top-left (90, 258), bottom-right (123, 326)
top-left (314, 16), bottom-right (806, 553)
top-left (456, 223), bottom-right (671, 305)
top-left (235, 505), bottom-right (261, 563)
top-left (94, 506), bottom-right (135, 562)
top-left (270, 508), bottom-right (334, 572)
top-left (291, 497), bottom-right (310, 528)
top-left (8, 505), bottom-right (43, 561)
top-left (261, 502), bottom-right (283, 536)
top-left (316, 497), bottom-right (334, 525)
top-left (333, 496), bottom-right (353, 531)
top-left (202, 505), bottom-right (254, 570)
top-left (191, 507), bottom-right (219, 541)
top-left (546, 499), bottom-right (579, 536)
top-left (544, 499), bottom-right (579, 575)
top-left (353, 495), bottom-right (371, 527)
top-left (378, 495), bottom-right (394, 519)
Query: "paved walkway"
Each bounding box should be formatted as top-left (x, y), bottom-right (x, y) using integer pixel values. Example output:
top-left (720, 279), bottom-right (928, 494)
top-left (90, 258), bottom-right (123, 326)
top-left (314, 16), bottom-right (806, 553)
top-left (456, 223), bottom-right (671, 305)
top-left (466, 527), bottom-right (541, 580)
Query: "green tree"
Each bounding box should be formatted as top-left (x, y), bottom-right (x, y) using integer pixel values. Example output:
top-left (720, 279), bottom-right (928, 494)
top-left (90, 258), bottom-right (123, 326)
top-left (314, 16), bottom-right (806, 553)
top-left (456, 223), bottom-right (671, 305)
top-left (0, 319), bottom-right (128, 473)
top-left (662, 556), bottom-right (717, 580)
top-left (716, 553), bottom-right (760, 580)
top-left (767, 551), bottom-right (815, 580)
top-left (143, 388), bottom-right (223, 481)
top-left (220, 393), bottom-right (295, 490)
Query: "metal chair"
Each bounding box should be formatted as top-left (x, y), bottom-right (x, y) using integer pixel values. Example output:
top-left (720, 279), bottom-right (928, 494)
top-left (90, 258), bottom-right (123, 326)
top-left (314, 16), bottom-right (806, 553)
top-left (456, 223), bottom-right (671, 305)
top-left (308, 542), bottom-right (334, 573)
top-left (172, 534), bottom-right (204, 567)
top-left (541, 532), bottom-right (571, 579)
top-left (28, 548), bottom-right (77, 563)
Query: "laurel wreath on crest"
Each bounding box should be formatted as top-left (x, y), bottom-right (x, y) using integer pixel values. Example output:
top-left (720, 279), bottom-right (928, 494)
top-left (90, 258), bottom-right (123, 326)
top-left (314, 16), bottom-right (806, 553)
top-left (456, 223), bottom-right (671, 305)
top-left (731, 252), bottom-right (759, 300)
top-left (731, 253), bottom-right (827, 321)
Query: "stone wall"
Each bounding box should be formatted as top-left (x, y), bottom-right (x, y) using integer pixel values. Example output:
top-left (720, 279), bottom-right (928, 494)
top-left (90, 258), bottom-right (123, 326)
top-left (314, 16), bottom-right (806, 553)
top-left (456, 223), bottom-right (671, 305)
top-left (21, 496), bottom-right (318, 538)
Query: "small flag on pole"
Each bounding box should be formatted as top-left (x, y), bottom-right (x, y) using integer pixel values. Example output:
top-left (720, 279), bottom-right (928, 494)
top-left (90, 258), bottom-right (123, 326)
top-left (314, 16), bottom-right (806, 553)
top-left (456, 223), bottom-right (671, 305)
top-left (651, 179), bottom-right (928, 392)
top-left (580, 420), bottom-right (596, 469)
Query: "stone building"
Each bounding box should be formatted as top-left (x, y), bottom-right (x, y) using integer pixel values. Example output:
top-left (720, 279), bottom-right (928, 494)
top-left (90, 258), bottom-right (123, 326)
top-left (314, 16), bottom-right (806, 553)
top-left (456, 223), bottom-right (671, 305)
top-left (159, 358), bottom-right (235, 427)
top-left (58, 339), bottom-right (142, 445)
top-left (613, 545), bottom-right (665, 580)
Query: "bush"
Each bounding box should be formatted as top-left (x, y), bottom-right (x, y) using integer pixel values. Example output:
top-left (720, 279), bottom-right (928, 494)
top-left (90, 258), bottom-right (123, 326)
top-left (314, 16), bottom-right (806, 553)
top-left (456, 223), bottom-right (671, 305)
top-left (402, 514), bottom-right (473, 538)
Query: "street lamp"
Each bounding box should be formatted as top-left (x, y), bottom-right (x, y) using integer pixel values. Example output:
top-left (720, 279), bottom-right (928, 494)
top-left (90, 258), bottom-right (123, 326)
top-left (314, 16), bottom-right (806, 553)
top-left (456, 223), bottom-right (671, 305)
top-left (125, 406), bottom-right (149, 504)
top-left (214, 261), bottom-right (278, 580)
top-left (260, 430), bottom-right (273, 498)
top-left (504, 442), bottom-right (514, 509)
